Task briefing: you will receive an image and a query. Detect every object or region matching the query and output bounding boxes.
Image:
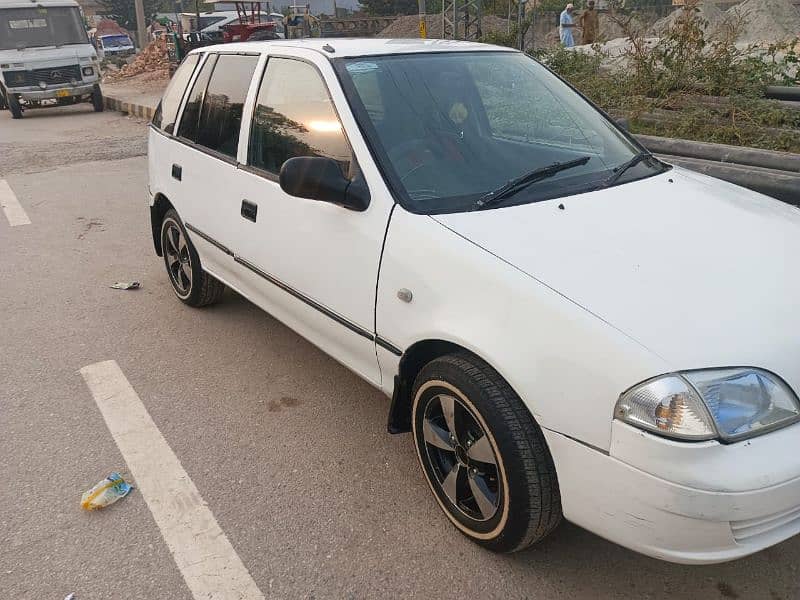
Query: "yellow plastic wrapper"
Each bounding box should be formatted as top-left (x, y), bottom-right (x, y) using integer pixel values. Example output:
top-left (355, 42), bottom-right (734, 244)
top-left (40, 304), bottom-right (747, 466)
top-left (80, 472), bottom-right (133, 510)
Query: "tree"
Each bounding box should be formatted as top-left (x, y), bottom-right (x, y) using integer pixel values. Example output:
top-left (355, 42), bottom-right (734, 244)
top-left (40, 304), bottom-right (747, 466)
top-left (98, 0), bottom-right (163, 31)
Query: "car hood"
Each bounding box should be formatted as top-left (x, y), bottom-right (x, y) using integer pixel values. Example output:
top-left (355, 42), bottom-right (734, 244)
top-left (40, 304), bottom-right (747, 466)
top-left (432, 168), bottom-right (800, 384)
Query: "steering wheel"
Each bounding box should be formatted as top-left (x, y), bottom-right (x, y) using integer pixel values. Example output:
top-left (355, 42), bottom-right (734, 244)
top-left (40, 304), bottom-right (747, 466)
top-left (387, 139), bottom-right (437, 183)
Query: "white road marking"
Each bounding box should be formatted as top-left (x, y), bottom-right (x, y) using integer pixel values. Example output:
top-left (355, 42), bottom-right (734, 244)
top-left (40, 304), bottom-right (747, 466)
top-left (0, 179), bottom-right (30, 226)
top-left (80, 360), bottom-right (266, 600)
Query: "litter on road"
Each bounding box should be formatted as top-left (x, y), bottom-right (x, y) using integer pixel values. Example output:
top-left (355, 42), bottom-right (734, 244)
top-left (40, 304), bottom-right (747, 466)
top-left (80, 472), bottom-right (133, 510)
top-left (110, 281), bottom-right (140, 290)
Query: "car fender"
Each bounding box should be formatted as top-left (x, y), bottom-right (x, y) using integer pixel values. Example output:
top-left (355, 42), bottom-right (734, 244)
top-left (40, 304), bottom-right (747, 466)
top-left (376, 206), bottom-right (671, 451)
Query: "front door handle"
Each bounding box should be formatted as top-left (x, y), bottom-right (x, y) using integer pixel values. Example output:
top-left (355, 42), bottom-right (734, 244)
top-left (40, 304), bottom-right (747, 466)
top-left (241, 199), bottom-right (257, 222)
top-left (171, 164), bottom-right (182, 181)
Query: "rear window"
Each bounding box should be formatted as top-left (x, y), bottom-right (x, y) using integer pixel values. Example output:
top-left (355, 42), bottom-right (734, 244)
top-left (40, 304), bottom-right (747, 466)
top-left (194, 54), bottom-right (259, 158)
top-left (152, 53), bottom-right (200, 134)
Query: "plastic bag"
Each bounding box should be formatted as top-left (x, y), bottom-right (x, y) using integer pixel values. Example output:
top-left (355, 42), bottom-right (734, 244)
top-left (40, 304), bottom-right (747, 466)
top-left (80, 472), bottom-right (133, 510)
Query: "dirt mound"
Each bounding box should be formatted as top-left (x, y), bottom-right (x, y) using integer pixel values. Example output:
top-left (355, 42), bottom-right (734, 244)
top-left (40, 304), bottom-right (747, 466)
top-left (104, 37), bottom-right (170, 82)
top-left (650, 0), bottom-right (725, 37)
top-left (377, 14), bottom-right (509, 39)
top-left (728, 0), bottom-right (800, 43)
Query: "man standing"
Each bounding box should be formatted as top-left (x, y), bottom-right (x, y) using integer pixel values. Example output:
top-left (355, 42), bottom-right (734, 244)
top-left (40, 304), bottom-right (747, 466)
top-left (579, 0), bottom-right (599, 45)
top-left (559, 3), bottom-right (577, 48)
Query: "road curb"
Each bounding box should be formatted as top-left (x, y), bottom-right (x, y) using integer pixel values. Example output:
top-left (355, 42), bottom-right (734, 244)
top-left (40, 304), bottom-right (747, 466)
top-left (104, 95), bottom-right (155, 121)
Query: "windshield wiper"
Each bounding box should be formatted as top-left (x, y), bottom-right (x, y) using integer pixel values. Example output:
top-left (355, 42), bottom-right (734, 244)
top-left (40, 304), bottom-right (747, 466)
top-left (474, 156), bottom-right (592, 210)
top-left (599, 151), bottom-right (654, 189)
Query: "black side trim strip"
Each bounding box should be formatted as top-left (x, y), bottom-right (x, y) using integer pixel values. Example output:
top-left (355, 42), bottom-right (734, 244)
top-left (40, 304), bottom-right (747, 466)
top-left (234, 255), bottom-right (375, 343)
top-left (185, 222), bottom-right (233, 256)
top-left (375, 336), bottom-right (402, 356)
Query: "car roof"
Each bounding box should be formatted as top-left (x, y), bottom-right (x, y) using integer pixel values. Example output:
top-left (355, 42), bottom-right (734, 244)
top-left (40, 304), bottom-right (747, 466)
top-left (198, 38), bottom-right (517, 59)
top-left (0, 0), bottom-right (80, 7)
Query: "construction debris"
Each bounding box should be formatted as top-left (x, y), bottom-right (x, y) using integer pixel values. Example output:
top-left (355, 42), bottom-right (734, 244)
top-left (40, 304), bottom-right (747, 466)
top-left (104, 37), bottom-right (170, 83)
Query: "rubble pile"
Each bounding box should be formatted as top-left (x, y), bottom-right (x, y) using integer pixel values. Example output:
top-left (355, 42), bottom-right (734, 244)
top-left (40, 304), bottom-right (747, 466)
top-left (104, 37), bottom-right (170, 82)
top-left (650, 0), bottom-right (725, 37)
top-left (727, 0), bottom-right (800, 44)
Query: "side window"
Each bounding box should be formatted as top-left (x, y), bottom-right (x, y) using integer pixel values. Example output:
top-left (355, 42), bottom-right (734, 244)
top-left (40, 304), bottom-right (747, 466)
top-left (248, 58), bottom-right (352, 177)
top-left (152, 53), bottom-right (200, 134)
top-left (177, 53), bottom-right (217, 142)
top-left (195, 54), bottom-right (259, 158)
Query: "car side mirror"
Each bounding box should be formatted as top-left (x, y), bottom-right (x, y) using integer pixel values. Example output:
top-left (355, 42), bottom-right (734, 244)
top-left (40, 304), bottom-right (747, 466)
top-left (279, 157), bottom-right (370, 211)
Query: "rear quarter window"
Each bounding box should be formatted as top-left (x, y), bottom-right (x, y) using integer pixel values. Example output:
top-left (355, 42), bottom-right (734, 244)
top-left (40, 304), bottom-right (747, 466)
top-left (152, 53), bottom-right (200, 134)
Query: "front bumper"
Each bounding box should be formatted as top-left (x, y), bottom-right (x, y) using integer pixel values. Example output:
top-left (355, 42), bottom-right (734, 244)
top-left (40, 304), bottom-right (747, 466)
top-left (543, 423), bottom-right (800, 564)
top-left (11, 83), bottom-right (95, 102)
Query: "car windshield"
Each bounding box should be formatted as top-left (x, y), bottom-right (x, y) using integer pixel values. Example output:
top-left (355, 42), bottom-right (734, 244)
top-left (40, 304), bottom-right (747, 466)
top-left (0, 6), bottom-right (87, 50)
top-left (337, 51), bottom-right (665, 213)
top-left (101, 34), bottom-right (131, 47)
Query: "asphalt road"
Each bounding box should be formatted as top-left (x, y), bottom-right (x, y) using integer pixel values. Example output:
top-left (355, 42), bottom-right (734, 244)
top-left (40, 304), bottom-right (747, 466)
top-left (2, 103), bottom-right (799, 600)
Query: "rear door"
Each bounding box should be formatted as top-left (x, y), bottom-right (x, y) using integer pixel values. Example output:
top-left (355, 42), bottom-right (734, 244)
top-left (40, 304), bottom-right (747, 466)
top-left (171, 51), bottom-right (260, 282)
top-left (233, 50), bottom-right (394, 385)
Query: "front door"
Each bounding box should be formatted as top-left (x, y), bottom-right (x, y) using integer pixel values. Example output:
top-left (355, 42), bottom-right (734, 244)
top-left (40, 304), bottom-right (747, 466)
top-left (234, 53), bottom-right (393, 385)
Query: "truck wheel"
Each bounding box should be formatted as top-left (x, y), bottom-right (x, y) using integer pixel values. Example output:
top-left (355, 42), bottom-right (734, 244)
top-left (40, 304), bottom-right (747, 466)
top-left (160, 209), bottom-right (225, 307)
top-left (91, 84), bottom-right (104, 112)
top-left (412, 353), bottom-right (562, 553)
top-left (8, 93), bottom-right (23, 119)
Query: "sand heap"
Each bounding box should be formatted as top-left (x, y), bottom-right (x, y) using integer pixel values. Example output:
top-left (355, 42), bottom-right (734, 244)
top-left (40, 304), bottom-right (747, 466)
top-left (650, 0), bottom-right (725, 37)
top-left (377, 14), bottom-right (510, 39)
top-left (728, 0), bottom-right (800, 44)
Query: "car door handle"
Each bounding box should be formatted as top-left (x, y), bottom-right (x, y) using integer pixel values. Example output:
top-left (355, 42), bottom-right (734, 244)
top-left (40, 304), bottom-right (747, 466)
top-left (241, 200), bottom-right (257, 222)
top-left (171, 164), bottom-right (182, 181)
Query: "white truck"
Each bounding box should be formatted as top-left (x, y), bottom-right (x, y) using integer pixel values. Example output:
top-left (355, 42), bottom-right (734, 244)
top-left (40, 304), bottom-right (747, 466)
top-left (0, 0), bottom-right (102, 119)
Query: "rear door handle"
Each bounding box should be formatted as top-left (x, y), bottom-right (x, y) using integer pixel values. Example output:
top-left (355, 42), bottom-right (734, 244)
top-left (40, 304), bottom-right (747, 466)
top-left (171, 164), bottom-right (182, 181)
top-left (241, 199), bottom-right (257, 222)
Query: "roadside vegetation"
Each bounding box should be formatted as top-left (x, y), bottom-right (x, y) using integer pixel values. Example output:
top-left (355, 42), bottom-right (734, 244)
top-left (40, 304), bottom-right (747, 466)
top-left (486, 5), bottom-right (800, 152)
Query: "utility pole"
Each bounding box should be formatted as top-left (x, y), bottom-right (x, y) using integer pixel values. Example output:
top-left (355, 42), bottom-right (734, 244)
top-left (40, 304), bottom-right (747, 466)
top-left (418, 0), bottom-right (426, 38)
top-left (134, 0), bottom-right (148, 49)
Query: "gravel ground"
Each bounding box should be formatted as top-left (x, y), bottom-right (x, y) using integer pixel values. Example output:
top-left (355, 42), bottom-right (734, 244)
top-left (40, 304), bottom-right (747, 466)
top-left (0, 103), bottom-right (148, 175)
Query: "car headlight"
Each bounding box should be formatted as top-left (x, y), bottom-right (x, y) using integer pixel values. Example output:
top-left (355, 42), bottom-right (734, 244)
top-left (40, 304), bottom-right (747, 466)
top-left (82, 66), bottom-right (94, 76)
top-left (615, 368), bottom-right (800, 442)
top-left (3, 71), bottom-right (27, 86)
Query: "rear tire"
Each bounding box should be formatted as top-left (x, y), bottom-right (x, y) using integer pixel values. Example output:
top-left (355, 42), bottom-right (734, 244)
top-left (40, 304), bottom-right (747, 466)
top-left (412, 353), bottom-right (562, 553)
top-left (160, 209), bottom-right (225, 307)
top-left (8, 93), bottom-right (22, 119)
top-left (91, 84), bottom-right (104, 112)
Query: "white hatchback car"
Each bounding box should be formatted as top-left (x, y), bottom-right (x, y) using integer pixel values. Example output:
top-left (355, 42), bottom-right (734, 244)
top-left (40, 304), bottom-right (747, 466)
top-left (148, 38), bottom-right (800, 564)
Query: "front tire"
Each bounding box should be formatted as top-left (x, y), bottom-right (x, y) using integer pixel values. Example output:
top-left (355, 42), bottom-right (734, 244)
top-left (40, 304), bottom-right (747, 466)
top-left (412, 353), bottom-right (562, 553)
top-left (8, 93), bottom-right (22, 119)
top-left (91, 84), bottom-right (104, 112)
top-left (160, 209), bottom-right (225, 307)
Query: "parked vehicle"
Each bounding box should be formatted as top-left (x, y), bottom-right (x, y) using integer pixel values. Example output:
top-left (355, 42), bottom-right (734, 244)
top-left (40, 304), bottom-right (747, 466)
top-left (95, 32), bottom-right (134, 57)
top-left (147, 39), bottom-right (800, 564)
top-left (0, 0), bottom-right (102, 118)
top-left (186, 11), bottom-right (276, 42)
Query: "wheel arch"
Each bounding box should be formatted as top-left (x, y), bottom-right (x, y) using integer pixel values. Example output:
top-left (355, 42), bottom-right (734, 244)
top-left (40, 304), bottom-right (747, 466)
top-left (387, 338), bottom-right (533, 435)
top-left (150, 193), bottom-right (174, 256)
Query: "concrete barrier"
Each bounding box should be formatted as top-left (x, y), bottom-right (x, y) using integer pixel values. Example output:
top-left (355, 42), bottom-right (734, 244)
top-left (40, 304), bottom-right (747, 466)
top-left (660, 155), bottom-right (800, 205)
top-left (636, 134), bottom-right (800, 173)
